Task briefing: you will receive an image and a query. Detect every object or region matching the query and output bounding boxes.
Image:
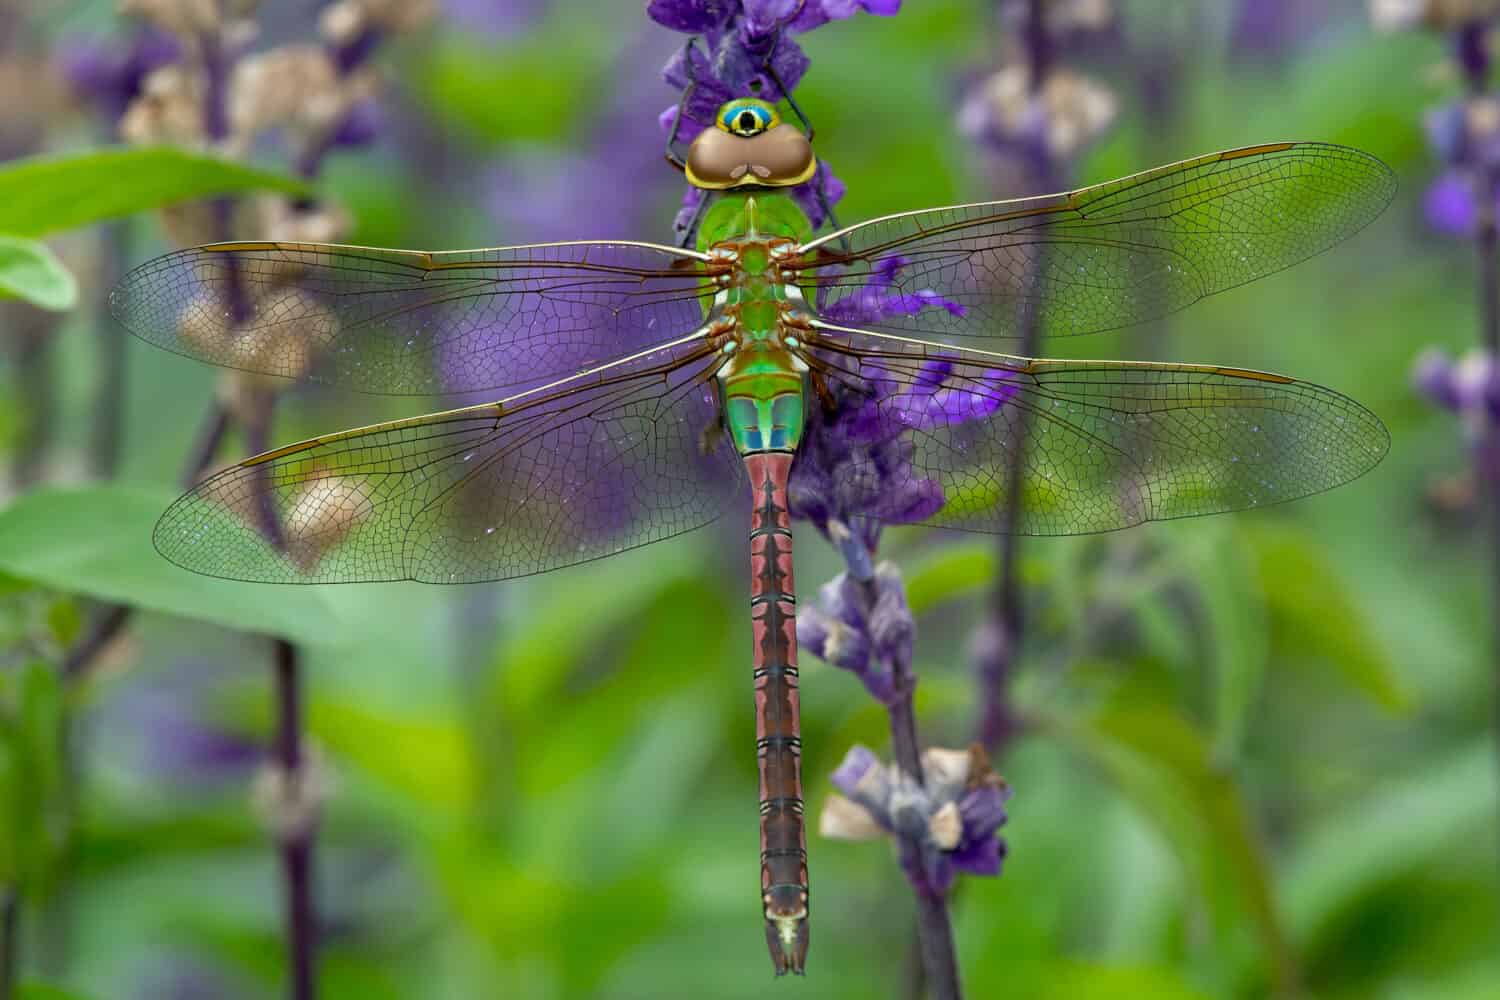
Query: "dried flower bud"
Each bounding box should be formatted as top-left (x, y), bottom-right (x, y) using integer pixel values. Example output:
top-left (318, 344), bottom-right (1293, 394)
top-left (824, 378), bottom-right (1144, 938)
top-left (927, 801), bottom-right (963, 850)
top-left (252, 743), bottom-right (332, 839)
top-left (1370, 0), bottom-right (1500, 30)
top-left (228, 287), bottom-right (338, 382)
top-left (230, 44), bottom-right (342, 139)
top-left (119, 64), bottom-right (205, 146)
top-left (821, 743), bottom-right (1011, 892)
top-left (319, 0), bottom-right (367, 47)
top-left (257, 195), bottom-right (353, 245)
top-left (284, 475), bottom-right (373, 572)
top-left (119, 0), bottom-right (224, 39)
top-left (347, 0), bottom-right (437, 33)
top-left (1032, 0), bottom-right (1114, 33)
top-left (157, 201), bottom-right (222, 248)
top-left (959, 65), bottom-right (1117, 161)
top-left (176, 292), bottom-right (235, 354)
top-left (818, 793), bottom-right (887, 841)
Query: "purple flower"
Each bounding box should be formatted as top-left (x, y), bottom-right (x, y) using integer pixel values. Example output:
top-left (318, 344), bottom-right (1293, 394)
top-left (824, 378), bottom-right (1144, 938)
top-left (821, 743), bottom-right (1010, 894)
top-left (798, 567), bottom-right (912, 701)
top-left (821, 255), bottom-right (967, 327)
top-left (1421, 169), bottom-right (1500, 237)
top-left (1412, 347), bottom-right (1500, 426)
top-left (59, 28), bottom-right (180, 123)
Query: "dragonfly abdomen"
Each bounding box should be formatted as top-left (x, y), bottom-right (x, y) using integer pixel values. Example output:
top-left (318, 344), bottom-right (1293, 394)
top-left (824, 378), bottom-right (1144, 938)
top-left (746, 451), bottom-right (810, 975)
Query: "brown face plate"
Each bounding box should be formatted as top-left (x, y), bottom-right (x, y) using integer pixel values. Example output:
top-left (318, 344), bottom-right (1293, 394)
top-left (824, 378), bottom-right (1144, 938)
top-left (686, 124), bottom-right (818, 190)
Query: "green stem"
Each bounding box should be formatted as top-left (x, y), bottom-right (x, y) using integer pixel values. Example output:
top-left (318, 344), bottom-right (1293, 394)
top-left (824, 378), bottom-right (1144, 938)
top-left (1, 885), bottom-right (17, 1000)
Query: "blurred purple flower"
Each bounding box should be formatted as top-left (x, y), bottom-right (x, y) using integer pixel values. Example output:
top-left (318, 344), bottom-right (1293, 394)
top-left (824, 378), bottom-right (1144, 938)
top-left (59, 28), bottom-right (180, 123)
top-left (822, 742), bottom-right (1010, 894)
top-left (798, 565), bottom-right (911, 702)
top-left (821, 254), bottom-right (966, 326)
top-left (442, 0), bottom-right (548, 36)
top-left (1413, 347), bottom-right (1500, 424)
top-left (139, 691), bottom-right (263, 787)
top-left (1424, 170), bottom-right (1494, 236)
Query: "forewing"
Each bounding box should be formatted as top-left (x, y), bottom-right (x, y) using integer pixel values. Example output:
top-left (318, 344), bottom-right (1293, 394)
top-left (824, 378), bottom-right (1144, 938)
top-left (804, 325), bottom-right (1387, 535)
top-left (153, 334), bottom-right (743, 582)
top-left (796, 143), bottom-right (1394, 343)
top-left (112, 240), bottom-right (714, 394)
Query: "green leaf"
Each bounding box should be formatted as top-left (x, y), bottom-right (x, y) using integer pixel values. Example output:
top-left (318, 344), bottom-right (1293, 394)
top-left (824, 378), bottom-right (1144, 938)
top-left (0, 147), bottom-right (309, 238)
top-left (903, 541), bottom-right (995, 615)
top-left (0, 485), bottom-right (349, 648)
top-left (1178, 523), bottom-right (1269, 763)
top-left (1243, 522), bottom-right (1411, 712)
top-left (0, 236), bottom-right (77, 311)
top-left (1045, 697), bottom-right (1295, 990)
top-left (18, 983), bottom-right (95, 1000)
top-left (309, 698), bottom-right (476, 821)
top-left (1026, 961), bottom-right (1215, 1000)
top-left (1282, 740), bottom-right (1496, 954)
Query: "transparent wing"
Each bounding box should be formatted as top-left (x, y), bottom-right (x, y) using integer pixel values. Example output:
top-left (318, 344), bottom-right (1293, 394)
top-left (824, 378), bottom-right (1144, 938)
top-left (111, 239), bottom-right (715, 395)
top-left (794, 143), bottom-right (1394, 343)
top-left (153, 332), bottom-right (743, 582)
top-left (801, 323), bottom-right (1388, 534)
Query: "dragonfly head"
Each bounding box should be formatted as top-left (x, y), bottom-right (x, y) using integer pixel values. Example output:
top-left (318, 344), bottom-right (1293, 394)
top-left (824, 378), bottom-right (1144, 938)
top-left (686, 98), bottom-right (817, 191)
top-left (762, 885), bottom-right (809, 975)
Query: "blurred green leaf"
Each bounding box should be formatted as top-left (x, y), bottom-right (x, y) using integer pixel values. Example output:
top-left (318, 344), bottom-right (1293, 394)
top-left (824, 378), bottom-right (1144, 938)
top-left (18, 984), bottom-right (95, 1000)
top-left (904, 542), bottom-right (995, 615)
top-left (1283, 740), bottom-right (1497, 960)
top-left (0, 485), bottom-right (349, 647)
top-left (1244, 522), bottom-right (1411, 711)
top-left (0, 147), bottom-right (308, 238)
top-left (0, 662), bottom-right (67, 894)
top-left (1180, 524), bottom-right (1269, 763)
top-left (414, 39), bottom-right (598, 144)
top-left (1022, 961), bottom-right (1215, 1000)
top-left (1045, 697), bottom-right (1295, 990)
top-left (0, 236), bottom-right (77, 311)
top-left (310, 697), bottom-right (476, 821)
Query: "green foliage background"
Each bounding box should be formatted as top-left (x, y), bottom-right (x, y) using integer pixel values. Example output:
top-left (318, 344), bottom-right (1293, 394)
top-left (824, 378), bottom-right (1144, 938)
top-left (1, 2), bottom-right (1497, 998)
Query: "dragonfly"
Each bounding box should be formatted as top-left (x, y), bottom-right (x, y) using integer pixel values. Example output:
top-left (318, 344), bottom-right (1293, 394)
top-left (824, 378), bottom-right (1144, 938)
top-left (111, 96), bottom-right (1394, 975)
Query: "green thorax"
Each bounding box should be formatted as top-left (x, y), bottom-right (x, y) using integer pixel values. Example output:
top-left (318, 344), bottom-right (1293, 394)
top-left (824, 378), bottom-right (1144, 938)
top-left (697, 192), bottom-right (814, 457)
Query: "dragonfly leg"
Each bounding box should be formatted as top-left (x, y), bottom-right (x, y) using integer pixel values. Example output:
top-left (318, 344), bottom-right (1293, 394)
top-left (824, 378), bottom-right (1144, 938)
top-left (761, 37), bottom-right (850, 251)
top-left (675, 189), bottom-right (714, 248)
top-left (664, 36), bottom-right (702, 173)
top-left (761, 34), bottom-right (814, 142)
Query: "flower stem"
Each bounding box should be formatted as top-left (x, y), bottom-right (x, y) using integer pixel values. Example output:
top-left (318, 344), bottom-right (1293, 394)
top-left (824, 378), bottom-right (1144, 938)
top-left (1455, 16), bottom-right (1500, 895)
top-left (975, 0), bottom-right (1061, 754)
top-left (1, 885), bottom-right (17, 1000)
top-left (273, 639), bottom-right (316, 1000)
top-left (846, 548), bottom-right (964, 999)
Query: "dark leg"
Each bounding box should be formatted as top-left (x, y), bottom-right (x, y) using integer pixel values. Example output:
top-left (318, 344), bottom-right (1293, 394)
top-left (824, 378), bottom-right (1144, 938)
top-left (762, 35), bottom-right (815, 141)
top-left (664, 36), bottom-right (702, 172)
top-left (762, 37), bottom-right (849, 248)
top-left (676, 190), bottom-right (713, 249)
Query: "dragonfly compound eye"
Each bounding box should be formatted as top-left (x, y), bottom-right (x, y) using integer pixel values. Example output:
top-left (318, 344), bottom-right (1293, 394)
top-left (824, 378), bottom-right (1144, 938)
top-left (718, 98), bottom-right (780, 137)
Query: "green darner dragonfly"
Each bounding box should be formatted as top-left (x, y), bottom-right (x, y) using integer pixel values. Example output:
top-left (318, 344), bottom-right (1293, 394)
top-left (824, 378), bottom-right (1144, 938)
top-left (111, 96), bottom-right (1394, 975)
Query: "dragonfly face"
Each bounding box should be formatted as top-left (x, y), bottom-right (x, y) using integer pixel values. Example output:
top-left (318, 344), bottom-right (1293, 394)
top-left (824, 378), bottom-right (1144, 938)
top-left (686, 97), bottom-right (818, 189)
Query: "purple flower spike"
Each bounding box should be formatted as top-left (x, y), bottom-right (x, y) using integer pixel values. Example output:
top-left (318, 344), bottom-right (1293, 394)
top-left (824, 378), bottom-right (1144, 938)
top-left (831, 744), bottom-right (882, 797)
top-left (59, 28), bottom-right (180, 122)
top-left (820, 743), bottom-right (1009, 891)
top-left (1413, 348), bottom-right (1462, 411)
top-left (647, 0), bottom-right (736, 34)
top-left (1426, 171), bottom-right (1479, 236)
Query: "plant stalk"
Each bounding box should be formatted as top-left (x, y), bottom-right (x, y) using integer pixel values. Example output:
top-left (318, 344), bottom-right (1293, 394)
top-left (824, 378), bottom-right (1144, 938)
top-left (0, 886), bottom-right (17, 1000)
top-left (274, 639), bottom-right (316, 1000)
